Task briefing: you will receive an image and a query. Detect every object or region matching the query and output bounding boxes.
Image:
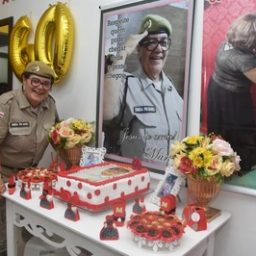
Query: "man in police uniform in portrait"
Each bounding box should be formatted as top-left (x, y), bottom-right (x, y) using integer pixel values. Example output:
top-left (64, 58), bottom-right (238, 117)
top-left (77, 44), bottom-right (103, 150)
top-left (103, 14), bottom-right (183, 165)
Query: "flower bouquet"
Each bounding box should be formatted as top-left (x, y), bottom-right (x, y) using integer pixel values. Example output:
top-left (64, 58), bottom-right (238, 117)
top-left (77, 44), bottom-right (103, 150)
top-left (49, 118), bottom-right (94, 167)
top-left (170, 134), bottom-right (241, 216)
top-left (170, 134), bottom-right (241, 182)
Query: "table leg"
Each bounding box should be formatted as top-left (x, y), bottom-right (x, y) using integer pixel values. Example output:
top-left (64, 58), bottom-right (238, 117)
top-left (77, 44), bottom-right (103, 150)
top-left (205, 234), bottom-right (215, 256)
top-left (6, 200), bottom-right (17, 256)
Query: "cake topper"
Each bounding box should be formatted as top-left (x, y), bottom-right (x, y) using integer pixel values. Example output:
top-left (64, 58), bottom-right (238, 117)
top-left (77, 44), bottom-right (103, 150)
top-left (132, 158), bottom-right (141, 170)
top-left (40, 179), bottom-right (54, 209)
top-left (100, 215), bottom-right (119, 240)
top-left (159, 194), bottom-right (176, 215)
top-left (64, 192), bottom-right (80, 221)
top-left (132, 197), bottom-right (146, 214)
top-left (112, 199), bottom-right (126, 227)
top-left (8, 175), bottom-right (16, 195)
top-left (20, 181), bottom-right (31, 200)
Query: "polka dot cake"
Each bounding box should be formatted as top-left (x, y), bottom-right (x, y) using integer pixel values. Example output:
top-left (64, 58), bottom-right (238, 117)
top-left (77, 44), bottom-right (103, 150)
top-left (53, 161), bottom-right (150, 212)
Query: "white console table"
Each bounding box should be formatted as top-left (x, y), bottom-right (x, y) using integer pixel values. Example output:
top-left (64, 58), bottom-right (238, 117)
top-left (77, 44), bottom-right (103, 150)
top-left (3, 187), bottom-right (230, 256)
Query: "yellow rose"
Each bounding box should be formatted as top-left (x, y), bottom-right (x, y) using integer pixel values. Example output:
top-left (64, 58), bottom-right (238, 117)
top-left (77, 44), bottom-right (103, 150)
top-left (80, 132), bottom-right (92, 144)
top-left (84, 123), bottom-right (93, 133)
top-left (220, 161), bottom-right (236, 177)
top-left (65, 134), bottom-right (81, 149)
top-left (205, 155), bottom-right (222, 176)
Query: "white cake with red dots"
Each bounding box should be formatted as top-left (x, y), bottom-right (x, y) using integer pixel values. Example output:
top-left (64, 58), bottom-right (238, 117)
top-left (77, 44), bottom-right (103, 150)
top-left (53, 161), bottom-right (150, 212)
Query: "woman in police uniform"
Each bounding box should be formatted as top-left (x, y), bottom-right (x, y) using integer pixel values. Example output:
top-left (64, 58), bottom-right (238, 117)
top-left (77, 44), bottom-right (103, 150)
top-left (103, 14), bottom-right (183, 165)
top-left (0, 60), bottom-right (58, 255)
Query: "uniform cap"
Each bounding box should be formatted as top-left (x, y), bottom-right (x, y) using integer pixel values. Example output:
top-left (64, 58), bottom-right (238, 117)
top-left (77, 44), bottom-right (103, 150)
top-left (139, 14), bottom-right (172, 36)
top-left (24, 61), bottom-right (55, 81)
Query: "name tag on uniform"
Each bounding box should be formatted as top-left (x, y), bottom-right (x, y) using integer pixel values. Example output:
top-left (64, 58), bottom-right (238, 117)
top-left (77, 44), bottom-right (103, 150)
top-left (134, 106), bottom-right (156, 113)
top-left (10, 122), bottom-right (30, 128)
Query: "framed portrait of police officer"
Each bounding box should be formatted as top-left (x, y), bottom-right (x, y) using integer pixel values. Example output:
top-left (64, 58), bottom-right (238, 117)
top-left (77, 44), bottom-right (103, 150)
top-left (97, 0), bottom-right (195, 172)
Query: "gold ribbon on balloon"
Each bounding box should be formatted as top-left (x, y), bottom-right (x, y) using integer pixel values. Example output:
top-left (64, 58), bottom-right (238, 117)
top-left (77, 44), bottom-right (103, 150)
top-left (9, 2), bottom-right (74, 84)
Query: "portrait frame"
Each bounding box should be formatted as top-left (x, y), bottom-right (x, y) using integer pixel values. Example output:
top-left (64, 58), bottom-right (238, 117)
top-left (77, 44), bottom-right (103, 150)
top-left (80, 146), bottom-right (106, 167)
top-left (200, 0), bottom-right (256, 190)
top-left (97, 0), bottom-right (195, 173)
top-left (150, 165), bottom-right (185, 206)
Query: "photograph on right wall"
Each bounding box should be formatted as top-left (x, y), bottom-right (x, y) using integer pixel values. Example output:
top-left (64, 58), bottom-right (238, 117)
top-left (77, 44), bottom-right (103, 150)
top-left (200, 0), bottom-right (256, 189)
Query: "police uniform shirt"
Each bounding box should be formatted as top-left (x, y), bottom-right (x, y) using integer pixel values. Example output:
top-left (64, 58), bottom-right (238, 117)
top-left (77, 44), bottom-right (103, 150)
top-left (0, 87), bottom-right (58, 175)
top-left (119, 69), bottom-right (183, 164)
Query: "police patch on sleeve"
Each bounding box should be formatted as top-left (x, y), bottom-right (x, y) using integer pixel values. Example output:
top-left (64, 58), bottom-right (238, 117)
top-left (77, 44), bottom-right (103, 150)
top-left (134, 106), bottom-right (156, 113)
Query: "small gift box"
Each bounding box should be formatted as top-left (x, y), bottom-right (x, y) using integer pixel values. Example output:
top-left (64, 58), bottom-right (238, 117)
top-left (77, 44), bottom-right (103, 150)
top-left (160, 194), bottom-right (176, 215)
top-left (182, 204), bottom-right (207, 231)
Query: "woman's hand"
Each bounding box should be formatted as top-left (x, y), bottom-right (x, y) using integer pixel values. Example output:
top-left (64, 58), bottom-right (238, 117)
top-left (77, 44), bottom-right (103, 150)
top-left (124, 30), bottom-right (148, 56)
top-left (244, 67), bottom-right (256, 83)
top-left (103, 30), bottom-right (148, 120)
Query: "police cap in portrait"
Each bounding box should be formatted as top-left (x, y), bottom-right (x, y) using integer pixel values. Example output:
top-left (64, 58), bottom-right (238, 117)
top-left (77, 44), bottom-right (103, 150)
top-left (139, 14), bottom-right (172, 36)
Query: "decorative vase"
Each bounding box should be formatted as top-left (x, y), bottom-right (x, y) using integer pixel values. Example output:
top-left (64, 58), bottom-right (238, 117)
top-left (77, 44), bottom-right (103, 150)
top-left (58, 146), bottom-right (82, 168)
top-left (186, 174), bottom-right (222, 221)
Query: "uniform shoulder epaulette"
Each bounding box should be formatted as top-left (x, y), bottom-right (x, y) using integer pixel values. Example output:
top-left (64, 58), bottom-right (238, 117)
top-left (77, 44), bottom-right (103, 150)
top-left (0, 91), bottom-right (15, 105)
top-left (48, 94), bottom-right (56, 103)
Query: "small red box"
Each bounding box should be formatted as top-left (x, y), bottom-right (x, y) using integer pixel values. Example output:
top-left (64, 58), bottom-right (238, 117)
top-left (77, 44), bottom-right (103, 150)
top-left (182, 204), bottom-right (207, 231)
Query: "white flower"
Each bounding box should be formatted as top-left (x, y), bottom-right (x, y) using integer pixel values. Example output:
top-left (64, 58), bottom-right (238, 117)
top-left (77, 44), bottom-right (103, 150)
top-left (234, 153), bottom-right (241, 171)
top-left (212, 138), bottom-right (234, 156)
top-left (170, 141), bottom-right (186, 157)
top-left (60, 118), bottom-right (74, 127)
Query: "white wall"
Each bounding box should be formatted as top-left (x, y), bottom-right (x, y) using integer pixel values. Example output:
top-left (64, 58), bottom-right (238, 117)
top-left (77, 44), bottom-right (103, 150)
top-left (0, 1), bottom-right (255, 256)
top-left (212, 189), bottom-right (256, 256)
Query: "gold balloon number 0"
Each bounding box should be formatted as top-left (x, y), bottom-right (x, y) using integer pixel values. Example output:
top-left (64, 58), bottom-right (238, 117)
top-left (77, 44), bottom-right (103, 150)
top-left (9, 3), bottom-right (74, 84)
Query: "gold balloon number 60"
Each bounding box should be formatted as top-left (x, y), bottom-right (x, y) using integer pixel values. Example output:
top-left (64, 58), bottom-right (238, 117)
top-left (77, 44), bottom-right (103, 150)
top-left (9, 2), bottom-right (74, 84)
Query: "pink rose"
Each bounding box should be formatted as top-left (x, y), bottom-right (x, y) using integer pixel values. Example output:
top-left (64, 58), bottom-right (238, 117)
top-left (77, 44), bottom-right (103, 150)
top-left (212, 138), bottom-right (234, 156)
top-left (59, 127), bottom-right (74, 138)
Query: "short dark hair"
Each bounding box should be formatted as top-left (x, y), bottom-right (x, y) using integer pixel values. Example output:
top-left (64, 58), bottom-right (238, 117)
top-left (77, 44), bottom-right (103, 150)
top-left (227, 13), bottom-right (256, 54)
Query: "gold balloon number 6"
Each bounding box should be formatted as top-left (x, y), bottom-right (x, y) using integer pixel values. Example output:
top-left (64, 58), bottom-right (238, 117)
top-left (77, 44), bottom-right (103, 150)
top-left (9, 2), bottom-right (74, 84)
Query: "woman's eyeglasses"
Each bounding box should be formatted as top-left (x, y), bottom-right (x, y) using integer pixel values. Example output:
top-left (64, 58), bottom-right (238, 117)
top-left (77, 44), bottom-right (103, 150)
top-left (140, 38), bottom-right (171, 51)
top-left (29, 77), bottom-right (52, 90)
